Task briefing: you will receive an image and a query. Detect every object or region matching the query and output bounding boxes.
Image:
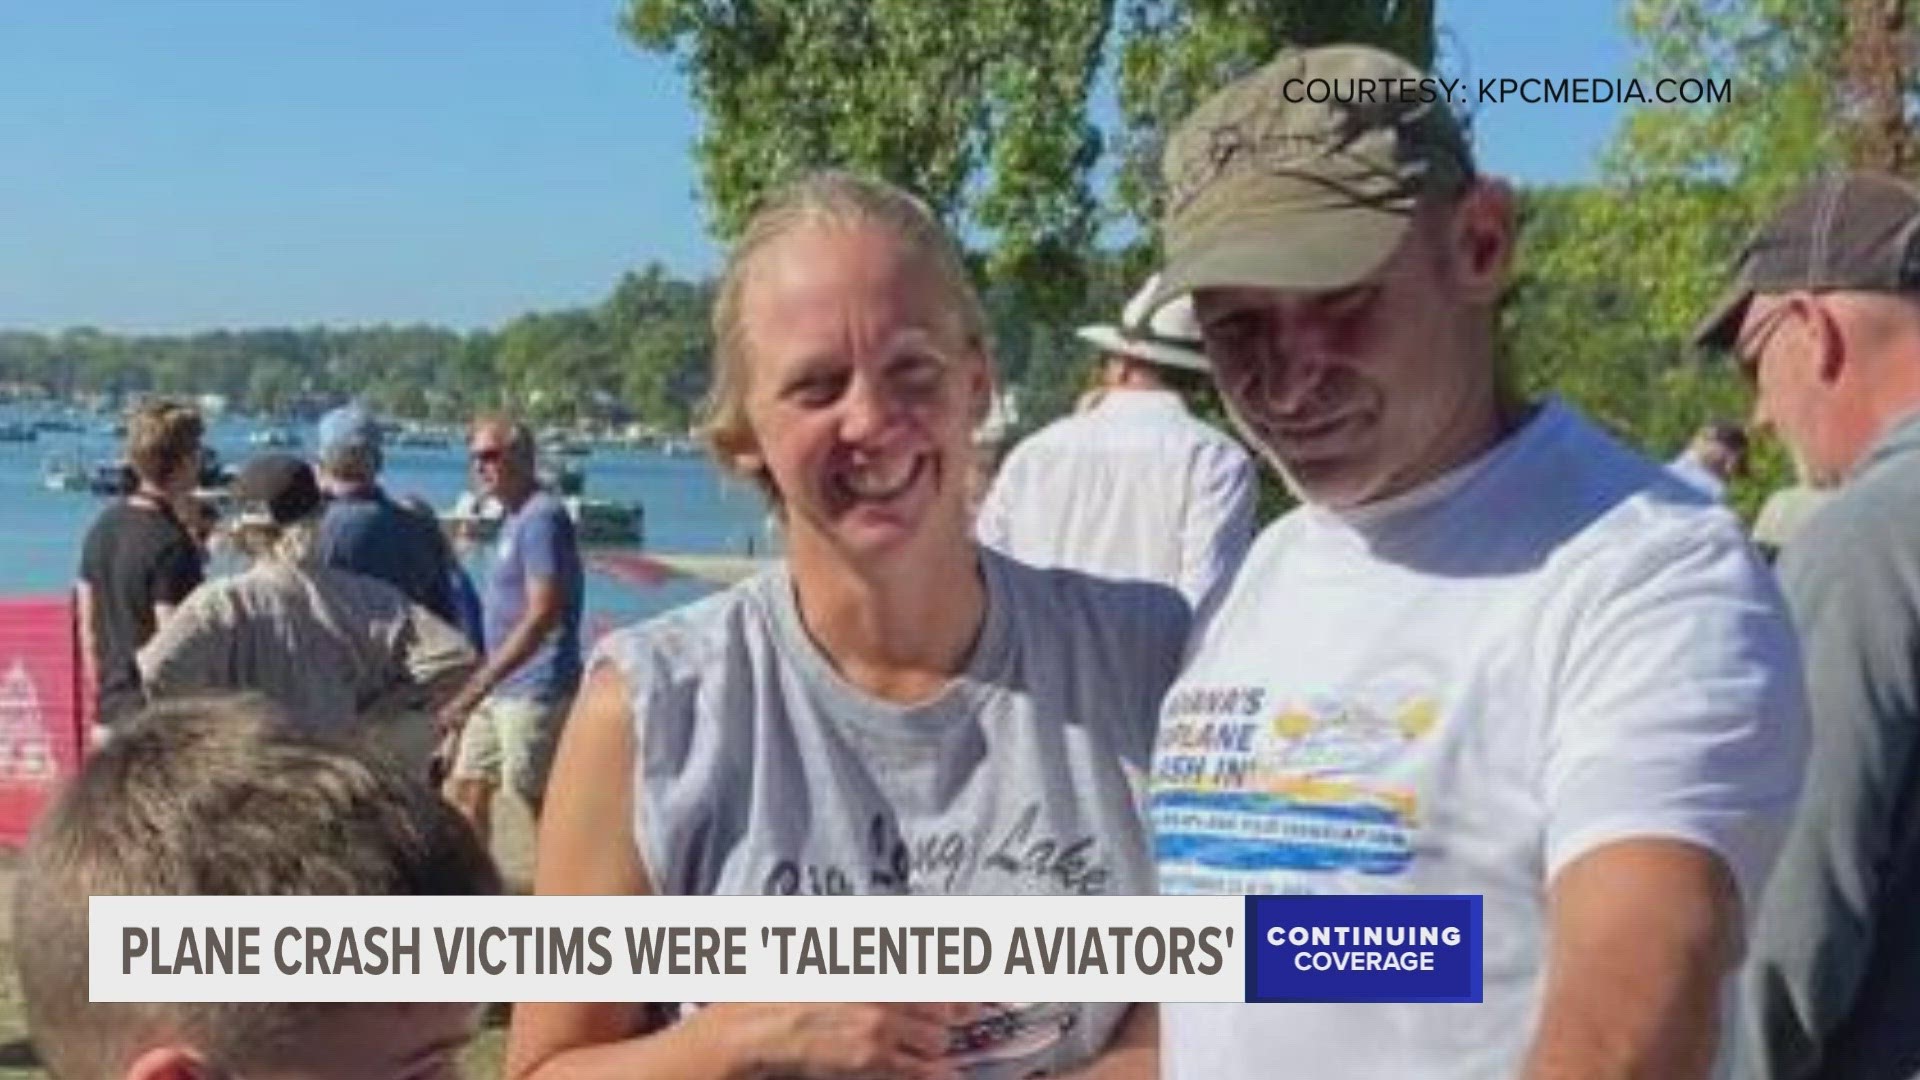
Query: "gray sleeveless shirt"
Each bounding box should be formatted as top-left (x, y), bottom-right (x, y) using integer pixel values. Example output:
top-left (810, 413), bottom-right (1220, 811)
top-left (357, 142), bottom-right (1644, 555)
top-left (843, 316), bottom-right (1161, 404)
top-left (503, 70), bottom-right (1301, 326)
top-left (595, 549), bottom-right (1188, 1078)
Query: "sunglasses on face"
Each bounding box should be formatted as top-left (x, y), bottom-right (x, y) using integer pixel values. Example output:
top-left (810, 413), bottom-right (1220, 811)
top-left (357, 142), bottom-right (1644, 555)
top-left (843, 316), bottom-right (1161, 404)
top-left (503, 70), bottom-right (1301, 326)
top-left (469, 447), bottom-right (506, 465)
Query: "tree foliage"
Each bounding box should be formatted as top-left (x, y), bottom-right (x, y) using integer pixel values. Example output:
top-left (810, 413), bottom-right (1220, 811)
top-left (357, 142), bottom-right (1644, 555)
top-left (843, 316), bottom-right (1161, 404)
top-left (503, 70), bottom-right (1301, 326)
top-left (1499, 0), bottom-right (1920, 517)
top-left (624, 0), bottom-right (1112, 321)
top-left (0, 262), bottom-right (716, 430)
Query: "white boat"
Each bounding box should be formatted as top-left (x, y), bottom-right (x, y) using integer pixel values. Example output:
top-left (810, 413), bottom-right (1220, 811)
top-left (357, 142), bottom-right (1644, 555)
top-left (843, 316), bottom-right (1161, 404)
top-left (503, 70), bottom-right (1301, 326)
top-left (248, 427), bottom-right (301, 449)
top-left (441, 491), bottom-right (644, 547)
top-left (40, 454), bottom-right (89, 492)
top-left (567, 496), bottom-right (644, 545)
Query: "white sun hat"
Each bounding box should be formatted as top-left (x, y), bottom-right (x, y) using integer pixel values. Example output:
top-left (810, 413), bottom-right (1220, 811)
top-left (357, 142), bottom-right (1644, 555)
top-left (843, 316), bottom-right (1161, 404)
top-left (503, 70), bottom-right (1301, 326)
top-left (1073, 273), bottom-right (1210, 373)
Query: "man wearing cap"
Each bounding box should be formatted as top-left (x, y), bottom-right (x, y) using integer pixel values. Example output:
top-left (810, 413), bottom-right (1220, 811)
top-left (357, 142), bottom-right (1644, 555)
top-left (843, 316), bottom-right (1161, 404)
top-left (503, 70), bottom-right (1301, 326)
top-left (1142, 44), bottom-right (1807, 1079)
top-left (137, 453), bottom-right (475, 773)
top-left (314, 403), bottom-right (459, 626)
top-left (1694, 170), bottom-right (1920, 1080)
top-left (976, 275), bottom-right (1257, 615)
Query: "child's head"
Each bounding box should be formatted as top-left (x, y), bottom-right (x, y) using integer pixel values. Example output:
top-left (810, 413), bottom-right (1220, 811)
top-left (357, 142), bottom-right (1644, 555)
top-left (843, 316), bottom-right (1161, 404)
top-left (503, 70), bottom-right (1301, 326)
top-left (14, 693), bottom-right (502, 1080)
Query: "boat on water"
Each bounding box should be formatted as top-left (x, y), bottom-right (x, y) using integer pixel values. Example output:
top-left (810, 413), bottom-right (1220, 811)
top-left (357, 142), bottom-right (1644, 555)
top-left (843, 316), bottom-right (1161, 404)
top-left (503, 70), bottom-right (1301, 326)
top-left (442, 460), bottom-right (644, 547)
top-left (540, 432), bottom-right (593, 459)
top-left (248, 426), bottom-right (301, 449)
top-left (42, 446), bottom-right (234, 498)
top-left (390, 425), bottom-right (454, 450)
top-left (40, 454), bottom-right (91, 493)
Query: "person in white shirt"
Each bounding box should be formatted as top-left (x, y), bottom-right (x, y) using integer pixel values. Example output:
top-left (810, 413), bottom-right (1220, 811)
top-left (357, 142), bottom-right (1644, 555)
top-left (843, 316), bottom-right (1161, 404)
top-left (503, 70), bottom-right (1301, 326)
top-left (1669, 420), bottom-right (1751, 501)
top-left (1136, 44), bottom-right (1808, 1080)
top-left (977, 274), bottom-right (1258, 615)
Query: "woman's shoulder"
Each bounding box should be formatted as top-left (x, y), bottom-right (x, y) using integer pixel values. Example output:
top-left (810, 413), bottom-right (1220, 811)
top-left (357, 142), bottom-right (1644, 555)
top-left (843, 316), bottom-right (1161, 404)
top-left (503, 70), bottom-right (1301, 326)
top-left (590, 569), bottom-right (785, 688)
top-left (985, 549), bottom-right (1191, 657)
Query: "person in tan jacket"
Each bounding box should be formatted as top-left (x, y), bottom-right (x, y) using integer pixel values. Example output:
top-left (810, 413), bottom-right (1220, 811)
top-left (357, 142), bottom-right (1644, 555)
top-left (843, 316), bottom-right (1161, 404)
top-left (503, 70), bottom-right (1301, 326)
top-left (138, 453), bottom-right (475, 776)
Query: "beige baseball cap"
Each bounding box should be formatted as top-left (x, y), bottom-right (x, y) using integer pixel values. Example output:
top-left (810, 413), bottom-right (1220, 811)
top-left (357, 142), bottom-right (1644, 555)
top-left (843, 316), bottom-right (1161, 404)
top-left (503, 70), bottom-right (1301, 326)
top-left (1136, 43), bottom-right (1475, 325)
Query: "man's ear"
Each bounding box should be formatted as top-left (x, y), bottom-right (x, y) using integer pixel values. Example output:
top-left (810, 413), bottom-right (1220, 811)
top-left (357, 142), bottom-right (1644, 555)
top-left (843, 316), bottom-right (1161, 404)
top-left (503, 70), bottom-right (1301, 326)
top-left (125, 1044), bottom-right (218, 1080)
top-left (1448, 178), bottom-right (1516, 301)
top-left (1806, 294), bottom-right (1849, 386)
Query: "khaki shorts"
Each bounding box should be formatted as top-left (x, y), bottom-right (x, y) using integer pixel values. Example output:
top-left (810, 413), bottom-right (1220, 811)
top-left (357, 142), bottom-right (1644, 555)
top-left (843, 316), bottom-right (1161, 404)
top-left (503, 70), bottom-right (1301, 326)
top-left (451, 694), bottom-right (571, 802)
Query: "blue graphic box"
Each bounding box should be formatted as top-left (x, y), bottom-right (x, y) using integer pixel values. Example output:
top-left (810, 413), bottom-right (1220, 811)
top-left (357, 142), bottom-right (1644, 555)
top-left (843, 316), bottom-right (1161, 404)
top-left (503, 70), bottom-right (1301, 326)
top-left (1245, 894), bottom-right (1483, 1003)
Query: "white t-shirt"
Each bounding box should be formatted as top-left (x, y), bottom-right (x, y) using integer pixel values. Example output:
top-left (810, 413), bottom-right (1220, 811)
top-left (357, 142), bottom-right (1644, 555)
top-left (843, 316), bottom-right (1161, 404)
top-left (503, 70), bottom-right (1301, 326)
top-left (1668, 448), bottom-right (1728, 501)
top-left (977, 388), bottom-right (1256, 616)
top-left (1154, 400), bottom-right (1807, 1080)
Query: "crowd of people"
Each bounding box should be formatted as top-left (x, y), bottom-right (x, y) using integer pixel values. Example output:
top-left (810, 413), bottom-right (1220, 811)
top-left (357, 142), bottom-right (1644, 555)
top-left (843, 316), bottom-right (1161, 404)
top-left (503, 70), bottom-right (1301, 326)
top-left (70, 398), bottom-right (586, 843)
top-left (17, 39), bottom-right (1920, 1080)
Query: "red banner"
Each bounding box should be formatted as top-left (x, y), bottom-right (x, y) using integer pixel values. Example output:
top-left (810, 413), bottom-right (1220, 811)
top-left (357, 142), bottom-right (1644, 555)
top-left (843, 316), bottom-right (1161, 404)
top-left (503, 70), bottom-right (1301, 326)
top-left (0, 596), bottom-right (85, 846)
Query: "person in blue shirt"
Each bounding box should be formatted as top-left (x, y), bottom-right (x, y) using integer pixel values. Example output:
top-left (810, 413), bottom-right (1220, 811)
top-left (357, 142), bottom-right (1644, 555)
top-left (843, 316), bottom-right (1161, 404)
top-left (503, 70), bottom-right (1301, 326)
top-left (314, 404), bottom-right (458, 626)
top-left (438, 416), bottom-right (583, 845)
top-left (398, 493), bottom-right (487, 655)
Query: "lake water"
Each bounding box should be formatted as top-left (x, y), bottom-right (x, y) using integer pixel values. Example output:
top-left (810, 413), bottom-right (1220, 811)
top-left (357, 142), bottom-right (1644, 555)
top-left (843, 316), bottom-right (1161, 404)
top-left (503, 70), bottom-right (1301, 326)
top-left (0, 407), bottom-right (772, 637)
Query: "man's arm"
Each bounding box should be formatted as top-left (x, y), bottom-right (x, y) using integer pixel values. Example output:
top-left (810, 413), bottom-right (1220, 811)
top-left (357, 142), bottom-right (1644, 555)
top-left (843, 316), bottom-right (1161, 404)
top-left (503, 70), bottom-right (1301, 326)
top-left (440, 506), bottom-right (573, 727)
top-left (439, 574), bottom-right (562, 725)
top-left (1522, 839), bottom-right (1740, 1080)
top-left (1532, 524), bottom-right (1808, 1080)
top-left (74, 581), bottom-right (97, 698)
top-left (365, 605), bottom-right (478, 721)
top-left (1179, 443), bottom-right (1257, 618)
top-left (135, 590), bottom-right (226, 702)
top-left (1738, 510), bottom-right (1920, 1080)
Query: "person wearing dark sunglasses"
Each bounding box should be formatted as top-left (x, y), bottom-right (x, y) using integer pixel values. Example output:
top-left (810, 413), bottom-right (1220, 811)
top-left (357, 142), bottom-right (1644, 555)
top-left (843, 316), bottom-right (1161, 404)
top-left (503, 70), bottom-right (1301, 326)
top-left (438, 416), bottom-right (584, 847)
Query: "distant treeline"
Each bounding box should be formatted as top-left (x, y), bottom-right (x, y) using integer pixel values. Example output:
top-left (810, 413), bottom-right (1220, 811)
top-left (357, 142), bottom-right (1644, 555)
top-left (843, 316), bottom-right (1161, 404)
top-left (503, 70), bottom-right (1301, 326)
top-left (0, 187), bottom-right (1749, 483)
top-left (0, 254), bottom-right (1144, 439)
top-left (0, 264), bottom-right (713, 430)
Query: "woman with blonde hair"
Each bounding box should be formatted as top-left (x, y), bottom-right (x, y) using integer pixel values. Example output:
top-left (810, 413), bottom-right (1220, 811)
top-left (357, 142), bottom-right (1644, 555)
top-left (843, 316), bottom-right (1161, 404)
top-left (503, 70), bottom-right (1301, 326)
top-left (507, 171), bottom-right (1188, 1080)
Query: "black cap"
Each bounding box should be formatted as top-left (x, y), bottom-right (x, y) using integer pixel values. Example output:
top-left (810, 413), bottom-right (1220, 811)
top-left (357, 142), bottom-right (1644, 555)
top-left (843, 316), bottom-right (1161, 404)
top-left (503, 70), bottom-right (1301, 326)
top-left (230, 453), bottom-right (322, 526)
top-left (1695, 171), bottom-right (1920, 351)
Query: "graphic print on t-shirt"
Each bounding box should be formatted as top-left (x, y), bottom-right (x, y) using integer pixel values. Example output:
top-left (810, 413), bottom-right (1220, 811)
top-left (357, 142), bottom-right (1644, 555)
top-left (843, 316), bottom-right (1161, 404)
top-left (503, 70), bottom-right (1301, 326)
top-left (1153, 665), bottom-right (1445, 895)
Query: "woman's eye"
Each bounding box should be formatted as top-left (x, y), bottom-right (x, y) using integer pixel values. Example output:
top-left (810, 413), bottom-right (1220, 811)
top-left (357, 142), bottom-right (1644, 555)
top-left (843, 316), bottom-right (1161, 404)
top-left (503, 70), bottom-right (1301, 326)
top-left (788, 374), bottom-right (845, 407)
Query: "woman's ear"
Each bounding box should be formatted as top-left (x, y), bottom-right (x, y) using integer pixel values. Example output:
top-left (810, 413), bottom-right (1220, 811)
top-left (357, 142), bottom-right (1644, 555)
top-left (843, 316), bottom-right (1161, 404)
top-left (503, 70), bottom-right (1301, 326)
top-left (709, 424), bottom-right (764, 479)
top-left (966, 348), bottom-right (997, 428)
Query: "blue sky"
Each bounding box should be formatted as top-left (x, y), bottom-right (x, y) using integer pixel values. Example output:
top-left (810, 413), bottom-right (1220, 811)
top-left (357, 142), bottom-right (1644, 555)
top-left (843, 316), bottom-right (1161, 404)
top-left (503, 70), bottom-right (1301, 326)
top-left (0, 2), bottom-right (1635, 333)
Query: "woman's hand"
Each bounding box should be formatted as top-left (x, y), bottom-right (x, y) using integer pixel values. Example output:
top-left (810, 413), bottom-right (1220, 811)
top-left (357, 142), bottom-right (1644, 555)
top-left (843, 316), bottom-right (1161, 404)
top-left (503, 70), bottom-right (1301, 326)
top-left (694, 1002), bottom-right (971, 1080)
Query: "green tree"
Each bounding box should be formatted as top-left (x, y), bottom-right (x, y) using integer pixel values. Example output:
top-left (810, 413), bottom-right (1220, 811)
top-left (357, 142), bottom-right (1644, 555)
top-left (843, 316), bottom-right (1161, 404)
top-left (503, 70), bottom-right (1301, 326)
top-left (1500, 0), bottom-right (1890, 517)
top-left (623, 0), bottom-right (1111, 321)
